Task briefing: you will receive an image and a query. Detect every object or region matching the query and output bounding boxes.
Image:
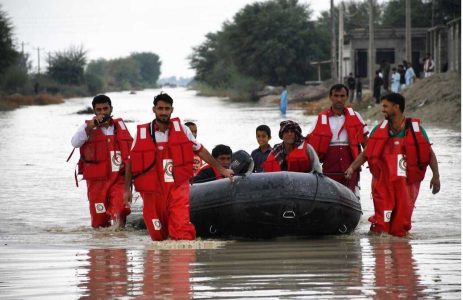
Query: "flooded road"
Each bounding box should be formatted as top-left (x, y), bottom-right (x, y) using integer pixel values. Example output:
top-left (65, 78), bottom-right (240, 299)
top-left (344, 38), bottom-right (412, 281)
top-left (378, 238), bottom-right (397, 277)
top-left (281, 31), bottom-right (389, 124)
top-left (0, 88), bottom-right (460, 298)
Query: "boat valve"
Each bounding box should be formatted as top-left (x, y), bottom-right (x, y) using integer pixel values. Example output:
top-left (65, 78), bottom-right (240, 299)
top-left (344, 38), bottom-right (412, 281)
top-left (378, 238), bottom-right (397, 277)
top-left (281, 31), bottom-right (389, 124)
top-left (282, 210), bottom-right (296, 219)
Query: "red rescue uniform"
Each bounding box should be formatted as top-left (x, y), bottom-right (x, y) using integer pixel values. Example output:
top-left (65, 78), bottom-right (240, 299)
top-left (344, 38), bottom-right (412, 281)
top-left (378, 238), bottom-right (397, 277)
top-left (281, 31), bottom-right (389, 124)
top-left (306, 107), bottom-right (366, 191)
top-left (262, 142), bottom-right (312, 172)
top-left (130, 118), bottom-right (196, 241)
top-left (364, 118), bottom-right (430, 237)
top-left (79, 118), bottom-right (133, 228)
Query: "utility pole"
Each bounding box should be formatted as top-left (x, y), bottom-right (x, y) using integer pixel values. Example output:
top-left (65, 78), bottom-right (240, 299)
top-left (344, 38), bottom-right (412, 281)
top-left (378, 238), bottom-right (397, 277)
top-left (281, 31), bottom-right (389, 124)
top-left (33, 47), bottom-right (44, 74)
top-left (330, 0), bottom-right (337, 81)
top-left (368, 0), bottom-right (375, 93)
top-left (405, 0), bottom-right (412, 63)
top-left (338, 1), bottom-right (344, 83)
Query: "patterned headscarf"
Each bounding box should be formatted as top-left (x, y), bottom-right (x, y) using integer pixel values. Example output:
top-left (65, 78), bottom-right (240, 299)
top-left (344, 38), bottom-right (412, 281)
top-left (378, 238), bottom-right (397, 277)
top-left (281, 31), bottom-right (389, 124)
top-left (271, 120), bottom-right (304, 168)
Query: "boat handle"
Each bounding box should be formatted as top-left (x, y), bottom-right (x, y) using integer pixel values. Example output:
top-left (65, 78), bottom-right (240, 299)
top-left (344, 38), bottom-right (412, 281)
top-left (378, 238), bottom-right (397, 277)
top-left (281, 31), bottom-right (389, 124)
top-left (209, 225), bottom-right (217, 234)
top-left (338, 224), bottom-right (348, 233)
top-left (282, 210), bottom-right (296, 219)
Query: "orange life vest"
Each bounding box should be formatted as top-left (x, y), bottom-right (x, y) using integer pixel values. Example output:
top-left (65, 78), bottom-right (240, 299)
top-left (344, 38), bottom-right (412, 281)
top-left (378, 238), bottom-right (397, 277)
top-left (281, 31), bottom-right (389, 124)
top-left (364, 118), bottom-right (431, 183)
top-left (262, 142), bottom-right (312, 172)
top-left (306, 107), bottom-right (365, 161)
top-left (130, 117), bottom-right (194, 192)
top-left (79, 118), bottom-right (133, 181)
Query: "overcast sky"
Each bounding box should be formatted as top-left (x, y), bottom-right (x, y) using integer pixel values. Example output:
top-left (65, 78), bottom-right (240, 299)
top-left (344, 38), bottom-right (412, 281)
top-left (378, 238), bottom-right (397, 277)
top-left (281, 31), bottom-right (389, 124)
top-left (2, 0), bottom-right (335, 78)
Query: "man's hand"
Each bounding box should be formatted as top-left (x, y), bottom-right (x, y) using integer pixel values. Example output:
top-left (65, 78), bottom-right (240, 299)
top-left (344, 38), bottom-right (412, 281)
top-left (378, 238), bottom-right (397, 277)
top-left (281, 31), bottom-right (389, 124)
top-left (344, 167), bottom-right (355, 179)
top-left (220, 168), bottom-right (235, 182)
top-left (430, 175), bottom-right (440, 194)
top-left (123, 189), bottom-right (132, 207)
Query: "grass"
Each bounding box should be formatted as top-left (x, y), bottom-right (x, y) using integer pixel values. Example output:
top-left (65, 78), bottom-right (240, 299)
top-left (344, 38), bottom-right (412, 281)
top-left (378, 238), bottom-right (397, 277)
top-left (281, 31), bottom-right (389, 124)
top-left (0, 93), bottom-right (64, 111)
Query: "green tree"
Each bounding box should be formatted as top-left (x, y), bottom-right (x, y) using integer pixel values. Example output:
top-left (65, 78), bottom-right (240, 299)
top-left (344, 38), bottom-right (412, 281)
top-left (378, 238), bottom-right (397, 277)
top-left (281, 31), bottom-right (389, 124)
top-left (224, 0), bottom-right (316, 85)
top-left (106, 57), bottom-right (141, 90)
top-left (0, 6), bottom-right (19, 79)
top-left (130, 52), bottom-right (161, 86)
top-left (190, 0), bottom-right (322, 87)
top-left (47, 45), bottom-right (87, 85)
top-left (381, 0), bottom-right (431, 27)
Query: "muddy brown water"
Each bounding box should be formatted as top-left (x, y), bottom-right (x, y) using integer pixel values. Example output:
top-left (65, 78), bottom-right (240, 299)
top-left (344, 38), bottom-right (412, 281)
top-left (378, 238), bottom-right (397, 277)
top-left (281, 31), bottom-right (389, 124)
top-left (0, 88), bottom-right (460, 299)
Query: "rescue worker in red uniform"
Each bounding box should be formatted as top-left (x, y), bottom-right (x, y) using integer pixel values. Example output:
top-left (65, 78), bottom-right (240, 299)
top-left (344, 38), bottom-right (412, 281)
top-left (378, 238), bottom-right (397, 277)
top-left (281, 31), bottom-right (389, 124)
top-left (193, 144), bottom-right (232, 183)
top-left (263, 120), bottom-right (321, 173)
top-left (124, 92), bottom-right (234, 241)
top-left (306, 84), bottom-right (369, 193)
top-left (71, 95), bottom-right (133, 229)
top-left (345, 93), bottom-right (440, 237)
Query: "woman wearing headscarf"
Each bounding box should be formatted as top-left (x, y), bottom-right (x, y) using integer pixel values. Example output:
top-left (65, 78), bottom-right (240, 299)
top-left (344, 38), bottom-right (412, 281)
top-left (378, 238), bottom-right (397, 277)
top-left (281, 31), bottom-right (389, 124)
top-left (262, 120), bottom-right (321, 173)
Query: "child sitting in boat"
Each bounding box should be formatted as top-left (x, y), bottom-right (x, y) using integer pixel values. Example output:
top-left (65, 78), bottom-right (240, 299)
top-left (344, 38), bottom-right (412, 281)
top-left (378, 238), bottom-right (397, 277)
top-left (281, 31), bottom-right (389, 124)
top-left (251, 125), bottom-right (272, 173)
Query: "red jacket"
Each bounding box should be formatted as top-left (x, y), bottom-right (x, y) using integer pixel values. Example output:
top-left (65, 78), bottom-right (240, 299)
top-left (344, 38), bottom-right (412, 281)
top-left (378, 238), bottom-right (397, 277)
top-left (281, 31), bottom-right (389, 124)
top-left (306, 107), bottom-right (365, 161)
top-left (364, 118), bottom-right (431, 183)
top-left (79, 118), bottom-right (133, 180)
top-left (262, 142), bottom-right (312, 172)
top-left (130, 118), bottom-right (194, 192)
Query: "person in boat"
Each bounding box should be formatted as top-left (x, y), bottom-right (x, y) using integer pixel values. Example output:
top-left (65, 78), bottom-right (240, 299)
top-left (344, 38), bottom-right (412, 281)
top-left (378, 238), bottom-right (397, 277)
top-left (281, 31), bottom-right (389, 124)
top-left (262, 120), bottom-right (321, 173)
top-left (193, 144), bottom-right (232, 183)
top-left (123, 92), bottom-right (234, 241)
top-left (345, 93), bottom-right (440, 237)
top-left (184, 121), bottom-right (204, 176)
top-left (251, 125), bottom-right (272, 173)
top-left (71, 94), bottom-right (133, 229)
top-left (306, 83), bottom-right (369, 193)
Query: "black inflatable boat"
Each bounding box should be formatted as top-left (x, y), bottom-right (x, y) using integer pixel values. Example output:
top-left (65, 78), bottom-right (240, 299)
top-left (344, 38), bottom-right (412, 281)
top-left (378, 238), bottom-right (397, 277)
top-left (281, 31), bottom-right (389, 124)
top-left (190, 171), bottom-right (362, 238)
top-left (129, 150), bottom-right (362, 239)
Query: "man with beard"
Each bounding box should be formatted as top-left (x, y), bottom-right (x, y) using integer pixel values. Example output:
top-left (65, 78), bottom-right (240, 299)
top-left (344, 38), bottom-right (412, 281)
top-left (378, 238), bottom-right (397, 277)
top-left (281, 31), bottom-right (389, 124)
top-left (306, 84), bottom-right (368, 194)
top-left (124, 92), bottom-right (234, 241)
top-left (71, 95), bottom-right (133, 229)
top-left (345, 93), bottom-right (440, 237)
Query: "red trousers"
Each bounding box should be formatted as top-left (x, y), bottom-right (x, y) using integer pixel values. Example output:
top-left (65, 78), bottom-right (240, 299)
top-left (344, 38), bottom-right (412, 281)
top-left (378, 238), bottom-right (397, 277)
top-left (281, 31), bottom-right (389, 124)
top-left (87, 174), bottom-right (131, 228)
top-left (369, 170), bottom-right (420, 237)
top-left (141, 181), bottom-right (196, 241)
top-left (323, 145), bottom-right (359, 192)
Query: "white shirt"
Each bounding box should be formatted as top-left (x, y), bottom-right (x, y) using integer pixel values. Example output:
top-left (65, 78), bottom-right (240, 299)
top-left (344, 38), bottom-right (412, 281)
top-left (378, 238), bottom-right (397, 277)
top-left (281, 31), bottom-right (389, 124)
top-left (71, 123), bottom-right (115, 148)
top-left (132, 121), bottom-right (202, 152)
top-left (308, 111), bottom-right (369, 145)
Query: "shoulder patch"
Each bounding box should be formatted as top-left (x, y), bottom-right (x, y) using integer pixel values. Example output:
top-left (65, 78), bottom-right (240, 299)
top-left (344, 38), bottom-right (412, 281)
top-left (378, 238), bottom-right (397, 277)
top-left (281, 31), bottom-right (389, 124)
top-left (140, 127), bottom-right (147, 139)
top-left (173, 120), bottom-right (181, 132)
top-left (321, 115), bottom-right (327, 125)
top-left (118, 120), bottom-right (126, 130)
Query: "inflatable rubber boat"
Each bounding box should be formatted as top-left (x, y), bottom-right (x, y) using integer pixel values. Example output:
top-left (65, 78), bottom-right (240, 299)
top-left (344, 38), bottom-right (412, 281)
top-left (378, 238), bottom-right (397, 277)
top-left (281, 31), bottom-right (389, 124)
top-left (129, 150), bottom-right (362, 239)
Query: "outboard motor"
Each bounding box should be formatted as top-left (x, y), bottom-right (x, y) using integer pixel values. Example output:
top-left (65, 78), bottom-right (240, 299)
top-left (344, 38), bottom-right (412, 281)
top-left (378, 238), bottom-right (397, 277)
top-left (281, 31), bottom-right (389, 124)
top-left (230, 150), bottom-right (254, 175)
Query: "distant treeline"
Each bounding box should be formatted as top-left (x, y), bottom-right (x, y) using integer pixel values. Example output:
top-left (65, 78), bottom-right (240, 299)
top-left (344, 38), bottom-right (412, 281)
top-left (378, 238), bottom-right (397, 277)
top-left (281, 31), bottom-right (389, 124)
top-left (0, 5), bottom-right (161, 107)
top-left (188, 0), bottom-right (460, 100)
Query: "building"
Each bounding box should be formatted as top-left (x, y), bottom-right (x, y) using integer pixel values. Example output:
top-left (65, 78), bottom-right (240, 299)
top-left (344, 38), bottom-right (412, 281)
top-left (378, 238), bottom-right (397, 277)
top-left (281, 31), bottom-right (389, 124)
top-left (342, 27), bottom-right (428, 80)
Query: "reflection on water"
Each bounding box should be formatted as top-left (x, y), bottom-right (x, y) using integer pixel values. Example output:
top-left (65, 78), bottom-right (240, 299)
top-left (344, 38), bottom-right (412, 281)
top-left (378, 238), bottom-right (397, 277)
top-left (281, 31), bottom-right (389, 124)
top-left (78, 248), bottom-right (195, 299)
top-left (0, 88), bottom-right (460, 298)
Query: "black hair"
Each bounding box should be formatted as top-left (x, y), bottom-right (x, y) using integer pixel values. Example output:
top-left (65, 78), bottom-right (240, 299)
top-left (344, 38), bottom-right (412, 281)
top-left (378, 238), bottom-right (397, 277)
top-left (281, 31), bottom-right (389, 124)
top-left (381, 93), bottom-right (405, 113)
top-left (211, 144), bottom-right (232, 158)
top-left (184, 121), bottom-right (196, 127)
top-left (153, 92), bottom-right (173, 106)
top-left (329, 83), bottom-right (349, 96)
top-left (256, 124), bottom-right (271, 138)
top-left (92, 94), bottom-right (111, 109)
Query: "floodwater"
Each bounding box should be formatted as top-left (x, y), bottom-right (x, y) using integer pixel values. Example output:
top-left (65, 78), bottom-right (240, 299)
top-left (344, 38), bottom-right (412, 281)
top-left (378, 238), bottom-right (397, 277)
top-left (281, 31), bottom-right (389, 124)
top-left (0, 87), bottom-right (460, 299)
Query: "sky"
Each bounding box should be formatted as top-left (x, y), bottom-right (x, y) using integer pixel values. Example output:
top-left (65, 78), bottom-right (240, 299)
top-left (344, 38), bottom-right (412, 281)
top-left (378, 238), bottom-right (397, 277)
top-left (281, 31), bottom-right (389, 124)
top-left (2, 0), bottom-right (335, 79)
